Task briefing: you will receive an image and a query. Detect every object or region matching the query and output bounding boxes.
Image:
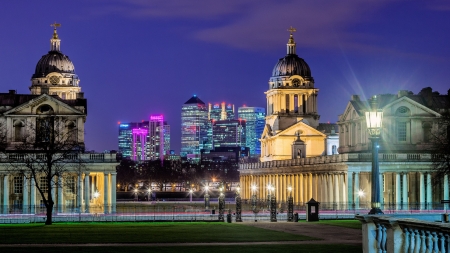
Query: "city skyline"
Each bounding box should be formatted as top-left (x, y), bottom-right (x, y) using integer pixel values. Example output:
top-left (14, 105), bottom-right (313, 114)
top-left (0, 1), bottom-right (449, 153)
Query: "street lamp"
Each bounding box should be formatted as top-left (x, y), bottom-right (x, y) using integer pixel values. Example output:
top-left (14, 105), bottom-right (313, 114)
top-left (235, 186), bottom-right (242, 222)
top-left (147, 188), bottom-right (152, 202)
top-left (133, 188), bottom-right (138, 201)
top-left (189, 189), bottom-right (193, 202)
top-left (287, 186), bottom-right (294, 222)
top-left (268, 184), bottom-right (277, 222)
top-left (204, 185), bottom-right (210, 210)
top-left (365, 95), bottom-right (384, 215)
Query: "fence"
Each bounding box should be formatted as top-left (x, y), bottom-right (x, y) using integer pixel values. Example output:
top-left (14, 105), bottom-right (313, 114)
top-left (0, 200), bottom-right (448, 223)
top-left (357, 214), bottom-right (450, 253)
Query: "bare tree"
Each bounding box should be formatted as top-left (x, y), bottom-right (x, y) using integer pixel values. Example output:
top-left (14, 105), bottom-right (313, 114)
top-left (431, 92), bottom-right (450, 183)
top-left (6, 115), bottom-right (85, 225)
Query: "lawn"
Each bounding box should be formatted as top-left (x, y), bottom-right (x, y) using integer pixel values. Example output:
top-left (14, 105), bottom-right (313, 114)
top-left (0, 222), bottom-right (316, 244)
top-left (2, 244), bottom-right (362, 253)
top-left (316, 220), bottom-right (362, 229)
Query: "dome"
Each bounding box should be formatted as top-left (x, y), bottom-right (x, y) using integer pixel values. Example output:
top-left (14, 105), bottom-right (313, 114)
top-left (272, 54), bottom-right (311, 77)
top-left (32, 51), bottom-right (75, 78)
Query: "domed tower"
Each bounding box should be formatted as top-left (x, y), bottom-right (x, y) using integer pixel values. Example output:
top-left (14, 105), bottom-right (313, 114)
top-left (265, 27), bottom-right (319, 131)
top-left (30, 24), bottom-right (81, 99)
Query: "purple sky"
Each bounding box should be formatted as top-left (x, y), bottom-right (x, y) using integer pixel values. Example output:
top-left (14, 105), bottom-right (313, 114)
top-left (1, 0), bottom-right (449, 153)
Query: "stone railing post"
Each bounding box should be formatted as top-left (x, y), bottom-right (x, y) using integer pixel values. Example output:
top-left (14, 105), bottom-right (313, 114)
top-left (356, 215), bottom-right (378, 253)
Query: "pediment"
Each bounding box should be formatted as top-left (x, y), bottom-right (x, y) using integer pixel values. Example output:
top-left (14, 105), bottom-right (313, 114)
top-left (4, 94), bottom-right (84, 116)
top-left (382, 96), bottom-right (440, 117)
top-left (260, 124), bottom-right (273, 139)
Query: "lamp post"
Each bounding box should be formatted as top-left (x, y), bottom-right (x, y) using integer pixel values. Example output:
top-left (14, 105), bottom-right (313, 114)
top-left (204, 185), bottom-right (210, 210)
top-left (287, 186), bottom-right (294, 222)
top-left (235, 186), bottom-right (242, 222)
top-left (365, 95), bottom-right (384, 215)
top-left (218, 185), bottom-right (225, 221)
top-left (268, 184), bottom-right (277, 222)
top-left (251, 185), bottom-right (258, 221)
top-left (189, 189), bottom-right (193, 202)
top-left (147, 188), bottom-right (152, 202)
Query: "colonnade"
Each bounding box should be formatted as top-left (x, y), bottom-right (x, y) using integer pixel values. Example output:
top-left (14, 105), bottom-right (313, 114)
top-left (267, 91), bottom-right (317, 115)
top-left (240, 172), bottom-right (347, 205)
top-left (0, 172), bottom-right (117, 214)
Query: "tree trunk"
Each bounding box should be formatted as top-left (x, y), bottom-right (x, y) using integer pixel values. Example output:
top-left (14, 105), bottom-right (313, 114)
top-left (45, 202), bottom-right (53, 225)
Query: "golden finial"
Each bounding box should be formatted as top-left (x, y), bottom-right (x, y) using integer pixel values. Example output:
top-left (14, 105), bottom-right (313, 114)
top-left (50, 22), bottom-right (61, 39)
top-left (287, 26), bottom-right (297, 35)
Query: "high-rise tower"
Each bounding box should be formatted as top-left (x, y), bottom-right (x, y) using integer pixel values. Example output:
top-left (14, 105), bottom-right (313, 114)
top-left (181, 95), bottom-right (209, 160)
top-left (238, 106), bottom-right (265, 155)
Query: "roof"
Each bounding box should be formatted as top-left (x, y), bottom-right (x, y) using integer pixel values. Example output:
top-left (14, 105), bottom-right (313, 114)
top-left (184, 96), bottom-right (205, 105)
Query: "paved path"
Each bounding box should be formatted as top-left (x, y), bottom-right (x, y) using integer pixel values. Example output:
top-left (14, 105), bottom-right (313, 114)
top-left (0, 221), bottom-right (361, 247)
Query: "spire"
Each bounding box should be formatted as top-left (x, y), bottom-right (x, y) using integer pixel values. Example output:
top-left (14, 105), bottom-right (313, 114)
top-left (50, 22), bottom-right (61, 52)
top-left (287, 26), bottom-right (296, 55)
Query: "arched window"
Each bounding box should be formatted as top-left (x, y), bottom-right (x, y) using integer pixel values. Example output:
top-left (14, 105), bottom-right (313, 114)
top-left (14, 121), bottom-right (25, 142)
top-left (422, 122), bottom-right (432, 143)
top-left (66, 121), bottom-right (77, 143)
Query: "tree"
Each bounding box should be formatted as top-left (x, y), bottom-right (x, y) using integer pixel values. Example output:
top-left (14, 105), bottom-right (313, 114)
top-left (431, 90), bottom-right (450, 182)
top-left (6, 115), bottom-right (85, 225)
top-left (117, 159), bottom-right (137, 192)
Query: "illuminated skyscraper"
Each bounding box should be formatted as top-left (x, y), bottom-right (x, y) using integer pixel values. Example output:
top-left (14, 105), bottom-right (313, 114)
top-left (208, 102), bottom-right (235, 121)
top-left (238, 106), bottom-right (266, 155)
top-left (118, 122), bottom-right (148, 158)
top-left (149, 115), bottom-right (170, 161)
top-left (181, 95), bottom-right (209, 160)
top-left (212, 119), bottom-right (246, 148)
top-left (132, 128), bottom-right (148, 161)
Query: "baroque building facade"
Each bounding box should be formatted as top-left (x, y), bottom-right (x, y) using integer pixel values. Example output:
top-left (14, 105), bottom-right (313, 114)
top-left (0, 26), bottom-right (117, 214)
top-left (239, 28), bottom-right (448, 211)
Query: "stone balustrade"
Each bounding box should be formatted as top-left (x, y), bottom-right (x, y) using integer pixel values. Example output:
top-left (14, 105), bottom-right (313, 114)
top-left (0, 153), bottom-right (117, 163)
top-left (239, 153), bottom-right (435, 170)
top-left (357, 215), bottom-right (450, 253)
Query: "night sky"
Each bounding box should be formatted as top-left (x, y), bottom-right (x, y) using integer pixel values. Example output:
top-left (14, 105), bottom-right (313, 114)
top-left (0, 1), bottom-right (449, 153)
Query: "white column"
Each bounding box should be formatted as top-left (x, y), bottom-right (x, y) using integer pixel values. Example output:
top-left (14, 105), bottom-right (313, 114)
top-left (77, 173), bottom-right (82, 213)
top-left (84, 173), bottom-right (90, 213)
top-left (426, 173), bottom-right (432, 210)
top-left (22, 175), bottom-right (29, 214)
top-left (354, 172), bottom-right (360, 209)
top-left (328, 174), bottom-right (334, 206)
top-left (104, 173), bottom-right (109, 214)
top-left (30, 176), bottom-right (36, 214)
top-left (111, 172), bottom-right (117, 213)
top-left (57, 176), bottom-right (63, 213)
top-left (402, 173), bottom-right (408, 210)
top-left (395, 173), bottom-right (401, 210)
top-left (444, 175), bottom-right (449, 210)
top-left (419, 172), bottom-right (425, 210)
top-left (334, 174), bottom-right (339, 209)
top-left (3, 175), bottom-right (8, 214)
top-left (342, 173), bottom-right (347, 208)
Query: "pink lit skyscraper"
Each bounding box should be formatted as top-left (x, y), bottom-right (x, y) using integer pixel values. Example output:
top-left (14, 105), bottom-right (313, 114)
top-left (149, 115), bottom-right (170, 161)
top-left (132, 128), bottom-right (148, 161)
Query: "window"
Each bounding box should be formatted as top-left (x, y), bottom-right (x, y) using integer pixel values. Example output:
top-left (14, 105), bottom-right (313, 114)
top-left (423, 122), bottom-right (432, 143)
top-left (397, 122), bottom-right (407, 142)
top-left (332, 145), bottom-right (337, 155)
top-left (66, 121), bottom-right (77, 142)
top-left (65, 177), bottom-right (76, 194)
top-left (14, 176), bottom-right (23, 194)
top-left (13, 121), bottom-right (25, 142)
top-left (36, 117), bottom-right (54, 143)
top-left (40, 176), bottom-right (48, 193)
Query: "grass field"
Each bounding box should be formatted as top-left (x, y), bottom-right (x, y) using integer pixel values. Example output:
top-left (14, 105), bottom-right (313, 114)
top-left (3, 245), bottom-right (362, 253)
top-left (0, 222), bottom-right (314, 244)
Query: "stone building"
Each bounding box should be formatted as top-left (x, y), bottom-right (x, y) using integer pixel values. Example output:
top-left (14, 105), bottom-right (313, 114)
top-left (0, 25), bottom-right (117, 214)
top-left (239, 28), bottom-right (449, 211)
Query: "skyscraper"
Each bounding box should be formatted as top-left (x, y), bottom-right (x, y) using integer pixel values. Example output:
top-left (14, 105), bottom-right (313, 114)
top-left (208, 102), bottom-right (235, 121)
top-left (149, 115), bottom-right (170, 161)
top-left (212, 119), bottom-right (246, 148)
top-left (181, 95), bottom-right (209, 160)
top-left (238, 107), bottom-right (266, 155)
top-left (118, 122), bottom-right (148, 158)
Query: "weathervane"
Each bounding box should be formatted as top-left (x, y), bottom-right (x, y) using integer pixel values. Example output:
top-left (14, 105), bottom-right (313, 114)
top-left (51, 22), bottom-right (61, 30)
top-left (287, 26), bottom-right (296, 35)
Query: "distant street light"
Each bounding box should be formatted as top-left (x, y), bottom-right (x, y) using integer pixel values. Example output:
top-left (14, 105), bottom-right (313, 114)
top-left (204, 185), bottom-right (210, 210)
top-left (189, 189), bottom-right (193, 202)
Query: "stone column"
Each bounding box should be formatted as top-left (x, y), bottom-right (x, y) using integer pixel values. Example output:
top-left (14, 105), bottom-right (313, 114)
top-left (334, 173), bottom-right (339, 209)
top-left (111, 172), bottom-right (117, 213)
top-left (354, 172), bottom-right (360, 209)
top-left (444, 175), bottom-right (449, 210)
top-left (57, 176), bottom-right (63, 213)
top-left (419, 172), bottom-right (425, 210)
top-left (3, 175), bottom-right (9, 214)
top-left (342, 173), bottom-right (347, 208)
top-left (426, 173), bottom-right (432, 210)
top-left (303, 173), bottom-right (308, 203)
top-left (328, 174), bottom-right (334, 207)
top-left (104, 173), bottom-right (109, 214)
top-left (402, 173), bottom-right (408, 210)
top-left (347, 172), bottom-right (353, 209)
top-left (308, 173), bottom-right (313, 201)
top-left (22, 175), bottom-right (29, 214)
top-left (379, 173), bottom-right (384, 208)
top-left (395, 173), bottom-right (401, 210)
top-left (30, 176), bottom-right (36, 214)
top-left (84, 173), bottom-right (90, 213)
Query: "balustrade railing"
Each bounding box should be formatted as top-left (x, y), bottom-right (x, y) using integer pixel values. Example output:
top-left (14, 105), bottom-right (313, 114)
top-left (0, 153), bottom-right (117, 163)
top-left (357, 215), bottom-right (450, 253)
top-left (239, 152), bottom-right (436, 170)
